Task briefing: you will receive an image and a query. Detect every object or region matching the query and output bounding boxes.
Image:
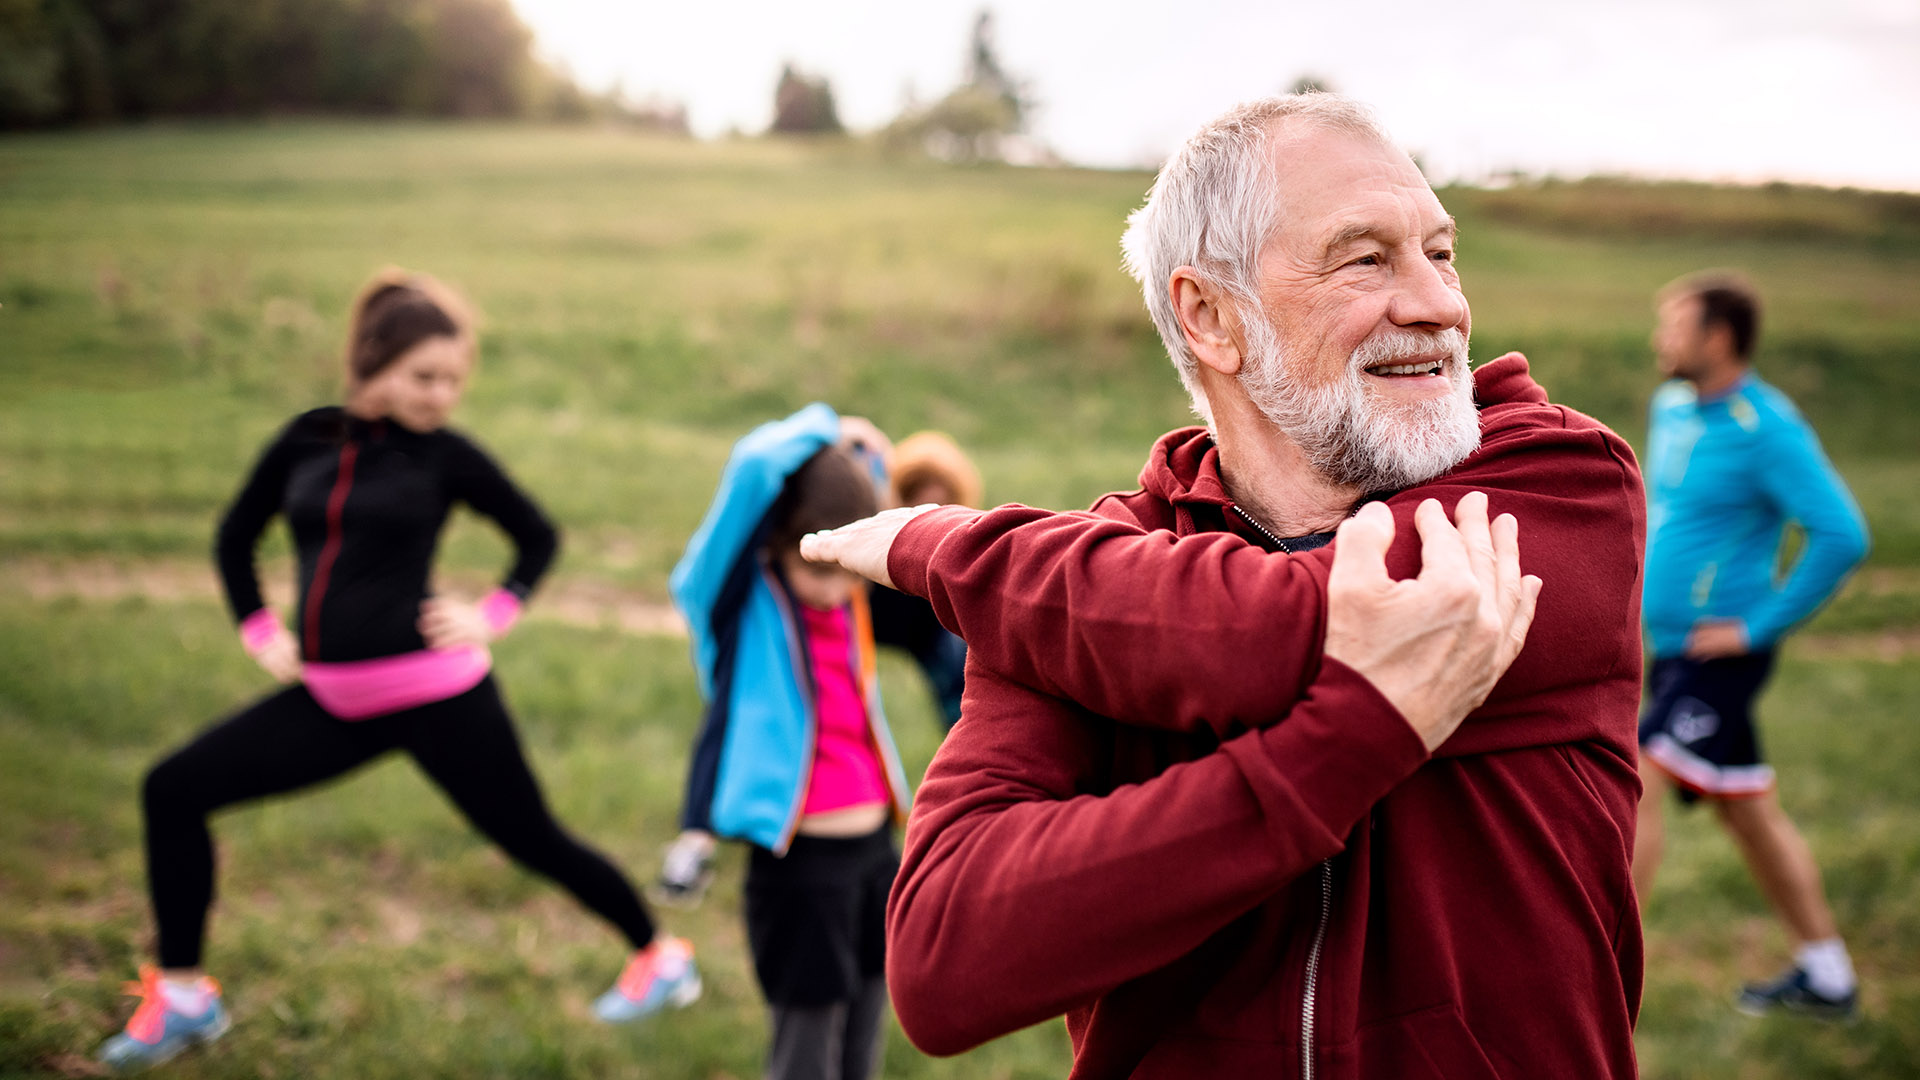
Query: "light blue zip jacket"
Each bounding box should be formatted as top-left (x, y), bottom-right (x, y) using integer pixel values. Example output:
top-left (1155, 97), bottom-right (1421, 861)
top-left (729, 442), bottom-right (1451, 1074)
top-left (1642, 372), bottom-right (1868, 657)
top-left (670, 404), bottom-right (911, 853)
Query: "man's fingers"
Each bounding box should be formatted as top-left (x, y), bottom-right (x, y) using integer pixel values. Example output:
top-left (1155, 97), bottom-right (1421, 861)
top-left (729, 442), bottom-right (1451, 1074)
top-left (1453, 491), bottom-right (1496, 588)
top-left (1329, 501), bottom-right (1396, 592)
top-left (1412, 497), bottom-right (1472, 585)
top-left (801, 504), bottom-right (939, 588)
top-left (798, 530), bottom-right (829, 564)
top-left (1505, 574), bottom-right (1544, 664)
top-left (797, 530), bottom-right (836, 564)
top-left (1492, 511), bottom-right (1523, 619)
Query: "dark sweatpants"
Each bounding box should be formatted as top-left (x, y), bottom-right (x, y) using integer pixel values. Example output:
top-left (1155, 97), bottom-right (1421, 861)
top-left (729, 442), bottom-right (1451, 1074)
top-left (142, 676), bottom-right (655, 968)
top-left (746, 828), bottom-right (897, 1080)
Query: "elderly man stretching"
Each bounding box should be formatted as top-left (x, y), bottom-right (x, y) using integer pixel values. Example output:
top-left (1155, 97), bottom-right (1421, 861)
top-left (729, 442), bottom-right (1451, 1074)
top-left (807, 95), bottom-right (1645, 1079)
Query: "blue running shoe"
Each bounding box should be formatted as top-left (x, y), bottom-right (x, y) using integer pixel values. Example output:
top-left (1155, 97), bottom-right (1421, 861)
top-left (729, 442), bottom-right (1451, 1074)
top-left (1736, 966), bottom-right (1858, 1021)
top-left (594, 937), bottom-right (701, 1023)
top-left (97, 967), bottom-right (231, 1072)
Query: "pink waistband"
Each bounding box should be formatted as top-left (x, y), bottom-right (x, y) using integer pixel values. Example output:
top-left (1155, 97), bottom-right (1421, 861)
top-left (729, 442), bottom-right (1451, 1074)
top-left (303, 646), bottom-right (492, 720)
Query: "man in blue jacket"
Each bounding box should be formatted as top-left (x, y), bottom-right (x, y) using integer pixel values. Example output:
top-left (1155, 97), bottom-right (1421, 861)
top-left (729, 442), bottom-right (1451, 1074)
top-left (1633, 272), bottom-right (1870, 1018)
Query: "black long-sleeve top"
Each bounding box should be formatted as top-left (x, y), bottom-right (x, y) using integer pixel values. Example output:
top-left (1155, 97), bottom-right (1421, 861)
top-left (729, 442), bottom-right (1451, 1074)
top-left (215, 407), bottom-right (559, 663)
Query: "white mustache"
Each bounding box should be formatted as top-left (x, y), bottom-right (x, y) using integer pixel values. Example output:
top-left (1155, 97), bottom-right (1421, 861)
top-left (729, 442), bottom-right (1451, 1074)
top-left (1350, 328), bottom-right (1469, 371)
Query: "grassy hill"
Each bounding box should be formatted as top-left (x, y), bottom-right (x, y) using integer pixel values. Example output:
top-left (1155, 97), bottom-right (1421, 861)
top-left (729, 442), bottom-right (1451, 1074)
top-left (2, 122), bottom-right (1917, 1078)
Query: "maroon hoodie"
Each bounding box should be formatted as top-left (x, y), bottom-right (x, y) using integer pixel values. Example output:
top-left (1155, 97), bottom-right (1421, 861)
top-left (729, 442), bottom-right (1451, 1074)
top-left (883, 354), bottom-right (1645, 1079)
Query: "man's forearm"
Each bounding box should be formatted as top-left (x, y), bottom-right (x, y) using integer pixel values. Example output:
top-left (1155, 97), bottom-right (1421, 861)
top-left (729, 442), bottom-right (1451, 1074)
top-left (890, 504), bottom-right (1325, 737)
top-left (886, 659), bottom-right (1426, 1055)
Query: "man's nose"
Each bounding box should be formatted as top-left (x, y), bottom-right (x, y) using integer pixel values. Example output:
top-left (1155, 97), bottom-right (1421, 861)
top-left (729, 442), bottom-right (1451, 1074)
top-left (1388, 255), bottom-right (1469, 330)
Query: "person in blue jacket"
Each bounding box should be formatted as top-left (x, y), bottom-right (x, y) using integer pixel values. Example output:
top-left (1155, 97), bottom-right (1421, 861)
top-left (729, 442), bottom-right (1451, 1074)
top-left (1632, 272), bottom-right (1870, 1019)
top-left (661, 404), bottom-right (912, 1080)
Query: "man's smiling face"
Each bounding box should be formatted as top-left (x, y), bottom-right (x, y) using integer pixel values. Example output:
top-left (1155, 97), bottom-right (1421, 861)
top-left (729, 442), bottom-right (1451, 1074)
top-left (1237, 125), bottom-right (1480, 490)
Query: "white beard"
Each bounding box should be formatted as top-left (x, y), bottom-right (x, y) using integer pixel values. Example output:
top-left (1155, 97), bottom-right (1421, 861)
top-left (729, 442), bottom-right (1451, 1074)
top-left (1239, 322), bottom-right (1481, 493)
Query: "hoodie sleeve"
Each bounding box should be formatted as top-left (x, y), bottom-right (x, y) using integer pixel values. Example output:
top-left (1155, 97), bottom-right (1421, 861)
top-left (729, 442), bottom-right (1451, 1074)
top-left (888, 504), bottom-right (1328, 738)
top-left (887, 655), bottom-right (1429, 1055)
top-left (886, 413), bottom-right (1646, 746)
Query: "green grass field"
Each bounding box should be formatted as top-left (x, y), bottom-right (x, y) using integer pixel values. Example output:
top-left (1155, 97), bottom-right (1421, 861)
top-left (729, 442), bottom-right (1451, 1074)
top-left (2, 122), bottom-right (1918, 1078)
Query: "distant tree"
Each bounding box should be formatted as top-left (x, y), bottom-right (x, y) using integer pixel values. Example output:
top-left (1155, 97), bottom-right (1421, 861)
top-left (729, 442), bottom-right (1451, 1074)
top-left (0, 0), bottom-right (112, 124)
top-left (883, 7), bottom-right (1033, 162)
top-left (0, 0), bottom-right (67, 124)
top-left (416, 0), bottom-right (534, 116)
top-left (965, 10), bottom-right (1027, 132)
top-left (0, 0), bottom-right (614, 129)
top-left (770, 62), bottom-right (841, 134)
top-left (1287, 74), bottom-right (1335, 95)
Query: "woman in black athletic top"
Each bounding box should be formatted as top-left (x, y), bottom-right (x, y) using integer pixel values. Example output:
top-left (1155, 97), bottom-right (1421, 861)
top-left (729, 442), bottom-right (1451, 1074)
top-left (98, 271), bottom-right (698, 1071)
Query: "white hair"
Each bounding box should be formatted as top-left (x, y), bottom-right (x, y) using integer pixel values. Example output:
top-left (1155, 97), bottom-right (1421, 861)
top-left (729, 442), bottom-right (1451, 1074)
top-left (1121, 93), bottom-right (1392, 426)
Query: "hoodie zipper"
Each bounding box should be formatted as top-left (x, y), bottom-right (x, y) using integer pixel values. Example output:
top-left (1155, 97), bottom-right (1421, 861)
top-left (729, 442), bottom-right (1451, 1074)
top-left (1230, 504), bottom-right (1298, 553)
top-left (1301, 859), bottom-right (1333, 1080)
top-left (1232, 502), bottom-right (1335, 1078)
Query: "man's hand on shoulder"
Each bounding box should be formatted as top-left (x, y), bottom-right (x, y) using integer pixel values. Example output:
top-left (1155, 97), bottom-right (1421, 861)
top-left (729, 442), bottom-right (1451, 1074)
top-left (1324, 493), bottom-right (1543, 751)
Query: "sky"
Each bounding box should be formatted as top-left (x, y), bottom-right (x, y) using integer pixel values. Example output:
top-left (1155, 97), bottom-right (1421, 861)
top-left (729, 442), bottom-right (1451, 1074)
top-left (511, 0), bottom-right (1920, 190)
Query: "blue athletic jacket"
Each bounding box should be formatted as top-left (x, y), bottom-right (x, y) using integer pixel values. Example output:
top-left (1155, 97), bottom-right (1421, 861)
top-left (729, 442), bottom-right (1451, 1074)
top-left (670, 404), bottom-right (911, 854)
top-left (1643, 372), bottom-right (1869, 657)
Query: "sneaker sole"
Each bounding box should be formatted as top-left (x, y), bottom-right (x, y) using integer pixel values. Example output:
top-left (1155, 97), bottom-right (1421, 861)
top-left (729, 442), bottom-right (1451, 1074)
top-left (668, 971), bottom-right (703, 1009)
top-left (645, 883), bottom-right (714, 910)
top-left (595, 973), bottom-right (702, 1024)
top-left (197, 1010), bottom-right (233, 1044)
top-left (1735, 996), bottom-right (1858, 1022)
top-left (102, 1013), bottom-right (230, 1073)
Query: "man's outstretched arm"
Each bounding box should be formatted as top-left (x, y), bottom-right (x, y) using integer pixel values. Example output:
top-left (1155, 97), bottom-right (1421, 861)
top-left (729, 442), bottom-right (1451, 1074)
top-left (884, 501), bottom-right (1537, 1053)
top-left (804, 420), bottom-right (1638, 741)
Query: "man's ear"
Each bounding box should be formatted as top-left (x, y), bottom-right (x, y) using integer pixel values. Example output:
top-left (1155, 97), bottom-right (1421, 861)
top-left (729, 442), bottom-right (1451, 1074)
top-left (1171, 268), bottom-right (1246, 377)
top-left (1703, 322), bottom-right (1741, 365)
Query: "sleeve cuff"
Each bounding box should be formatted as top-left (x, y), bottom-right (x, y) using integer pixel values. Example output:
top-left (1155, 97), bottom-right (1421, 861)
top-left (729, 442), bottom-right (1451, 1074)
top-left (1226, 656), bottom-right (1431, 853)
top-left (238, 608), bottom-right (283, 655)
top-left (480, 588), bottom-right (523, 636)
top-left (886, 505), bottom-right (981, 598)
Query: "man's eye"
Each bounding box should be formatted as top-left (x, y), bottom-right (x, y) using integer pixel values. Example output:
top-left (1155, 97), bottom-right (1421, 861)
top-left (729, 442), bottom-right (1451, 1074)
top-left (1350, 254), bottom-right (1380, 267)
top-left (1430, 249), bottom-right (1455, 263)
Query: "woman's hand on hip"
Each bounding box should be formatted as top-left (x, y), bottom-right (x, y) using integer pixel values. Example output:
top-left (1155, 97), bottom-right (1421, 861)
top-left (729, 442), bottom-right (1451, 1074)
top-left (418, 596), bottom-right (494, 648)
top-left (251, 629), bottom-right (304, 684)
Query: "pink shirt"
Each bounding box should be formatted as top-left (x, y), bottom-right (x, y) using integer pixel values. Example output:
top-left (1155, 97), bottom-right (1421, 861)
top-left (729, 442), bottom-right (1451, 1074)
top-left (799, 605), bottom-right (890, 815)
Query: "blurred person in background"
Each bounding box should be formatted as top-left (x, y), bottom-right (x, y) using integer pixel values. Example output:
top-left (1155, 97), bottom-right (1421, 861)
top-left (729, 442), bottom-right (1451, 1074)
top-left (803, 93), bottom-right (1644, 1078)
top-left (1634, 271), bottom-right (1870, 1019)
top-left (869, 430), bottom-right (980, 729)
top-left (97, 270), bottom-right (696, 1072)
top-left (661, 405), bottom-right (913, 1080)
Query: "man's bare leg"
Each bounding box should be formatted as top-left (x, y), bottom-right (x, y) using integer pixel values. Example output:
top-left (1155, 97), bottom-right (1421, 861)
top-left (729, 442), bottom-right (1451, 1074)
top-left (1713, 792), bottom-right (1837, 945)
top-left (1715, 791), bottom-right (1857, 1009)
top-left (1632, 762), bottom-right (1669, 900)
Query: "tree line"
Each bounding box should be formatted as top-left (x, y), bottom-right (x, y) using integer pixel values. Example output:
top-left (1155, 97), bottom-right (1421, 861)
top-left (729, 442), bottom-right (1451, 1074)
top-left (0, 0), bottom-right (630, 128)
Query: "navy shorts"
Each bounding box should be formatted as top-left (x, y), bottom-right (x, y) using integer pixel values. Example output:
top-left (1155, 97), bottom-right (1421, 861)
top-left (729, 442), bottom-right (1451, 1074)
top-left (1638, 651), bottom-right (1777, 804)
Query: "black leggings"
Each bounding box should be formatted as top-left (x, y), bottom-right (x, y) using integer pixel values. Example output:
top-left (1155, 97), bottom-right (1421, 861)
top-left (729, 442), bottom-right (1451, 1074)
top-left (142, 676), bottom-right (655, 968)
